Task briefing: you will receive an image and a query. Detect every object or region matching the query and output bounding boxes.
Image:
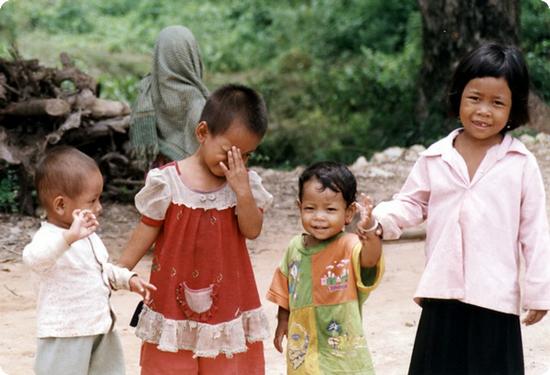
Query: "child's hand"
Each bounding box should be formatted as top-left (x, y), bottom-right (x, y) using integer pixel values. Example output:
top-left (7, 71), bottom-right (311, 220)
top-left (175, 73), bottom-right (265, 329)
top-left (274, 306), bottom-right (290, 353)
top-left (63, 209), bottom-right (99, 245)
top-left (355, 194), bottom-right (381, 240)
top-left (523, 309), bottom-right (547, 326)
top-left (219, 146), bottom-right (251, 197)
top-left (274, 319), bottom-right (288, 353)
top-left (129, 275), bottom-right (157, 304)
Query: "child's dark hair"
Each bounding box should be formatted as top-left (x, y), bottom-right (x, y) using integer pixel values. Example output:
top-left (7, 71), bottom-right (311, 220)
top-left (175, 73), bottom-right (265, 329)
top-left (199, 83), bottom-right (268, 137)
top-left (35, 146), bottom-right (100, 207)
top-left (298, 161), bottom-right (357, 207)
top-left (448, 43), bottom-right (530, 131)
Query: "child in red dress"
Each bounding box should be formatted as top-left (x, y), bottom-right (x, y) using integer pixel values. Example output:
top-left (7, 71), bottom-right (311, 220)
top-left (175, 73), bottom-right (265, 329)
top-left (119, 84), bottom-right (273, 374)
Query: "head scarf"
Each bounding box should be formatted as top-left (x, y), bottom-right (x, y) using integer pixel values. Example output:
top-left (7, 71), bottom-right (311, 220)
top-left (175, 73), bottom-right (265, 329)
top-left (130, 25), bottom-right (209, 169)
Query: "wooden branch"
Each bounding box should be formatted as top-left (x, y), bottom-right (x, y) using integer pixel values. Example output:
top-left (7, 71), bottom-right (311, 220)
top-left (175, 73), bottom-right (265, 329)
top-left (93, 115), bottom-right (130, 133)
top-left (0, 98), bottom-right (70, 117)
top-left (90, 98), bottom-right (130, 118)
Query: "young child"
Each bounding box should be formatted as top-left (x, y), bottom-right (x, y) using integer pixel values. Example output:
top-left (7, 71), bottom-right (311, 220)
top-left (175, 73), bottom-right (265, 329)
top-left (118, 84), bottom-right (273, 374)
top-left (22, 146), bottom-right (155, 375)
top-left (130, 25), bottom-right (209, 170)
top-left (373, 43), bottom-right (550, 374)
top-left (266, 161), bottom-right (384, 374)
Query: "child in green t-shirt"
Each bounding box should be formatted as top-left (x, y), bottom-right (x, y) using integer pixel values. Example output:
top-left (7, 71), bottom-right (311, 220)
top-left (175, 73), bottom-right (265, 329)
top-left (267, 161), bottom-right (384, 374)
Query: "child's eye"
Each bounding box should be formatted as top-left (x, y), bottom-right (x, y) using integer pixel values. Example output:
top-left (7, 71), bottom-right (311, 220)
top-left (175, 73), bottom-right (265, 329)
top-left (467, 96), bottom-right (479, 102)
top-left (494, 100), bottom-right (504, 107)
top-left (327, 207), bottom-right (338, 212)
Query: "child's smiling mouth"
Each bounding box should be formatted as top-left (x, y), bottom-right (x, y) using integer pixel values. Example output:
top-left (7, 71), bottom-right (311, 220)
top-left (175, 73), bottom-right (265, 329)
top-left (472, 120), bottom-right (491, 129)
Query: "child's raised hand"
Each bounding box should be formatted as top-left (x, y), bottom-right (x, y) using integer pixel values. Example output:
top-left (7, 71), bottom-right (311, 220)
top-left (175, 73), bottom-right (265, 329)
top-left (522, 309), bottom-right (547, 326)
top-left (219, 146), bottom-right (251, 197)
top-left (355, 194), bottom-right (381, 240)
top-left (129, 275), bottom-right (157, 304)
top-left (64, 209), bottom-right (99, 245)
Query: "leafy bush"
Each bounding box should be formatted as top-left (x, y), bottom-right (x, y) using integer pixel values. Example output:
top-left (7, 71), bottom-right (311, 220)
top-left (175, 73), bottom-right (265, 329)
top-left (0, 167), bottom-right (19, 214)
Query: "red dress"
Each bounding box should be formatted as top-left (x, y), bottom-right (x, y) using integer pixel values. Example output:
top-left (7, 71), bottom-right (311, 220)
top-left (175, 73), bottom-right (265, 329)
top-left (134, 162), bottom-right (272, 370)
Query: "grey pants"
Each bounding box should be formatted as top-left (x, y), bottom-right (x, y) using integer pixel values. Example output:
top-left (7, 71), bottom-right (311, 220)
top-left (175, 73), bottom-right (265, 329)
top-left (34, 331), bottom-right (125, 375)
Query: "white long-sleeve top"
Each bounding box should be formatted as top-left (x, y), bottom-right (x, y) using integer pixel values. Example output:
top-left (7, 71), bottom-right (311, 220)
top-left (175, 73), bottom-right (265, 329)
top-left (23, 221), bottom-right (136, 338)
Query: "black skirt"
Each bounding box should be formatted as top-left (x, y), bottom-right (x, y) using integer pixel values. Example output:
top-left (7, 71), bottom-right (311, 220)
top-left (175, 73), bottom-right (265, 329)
top-left (408, 299), bottom-right (524, 375)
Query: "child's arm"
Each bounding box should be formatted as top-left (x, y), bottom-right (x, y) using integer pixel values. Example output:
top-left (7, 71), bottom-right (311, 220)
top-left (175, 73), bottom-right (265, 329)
top-left (220, 146), bottom-right (263, 239)
top-left (103, 261), bottom-right (157, 303)
top-left (519, 154), bottom-right (550, 324)
top-left (23, 209), bottom-right (99, 272)
top-left (372, 158), bottom-right (430, 240)
top-left (356, 195), bottom-right (382, 268)
top-left (117, 221), bottom-right (160, 270)
top-left (274, 306), bottom-right (289, 353)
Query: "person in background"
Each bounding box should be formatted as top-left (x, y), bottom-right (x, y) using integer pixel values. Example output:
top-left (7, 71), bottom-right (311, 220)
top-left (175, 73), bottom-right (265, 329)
top-left (130, 25), bottom-right (209, 170)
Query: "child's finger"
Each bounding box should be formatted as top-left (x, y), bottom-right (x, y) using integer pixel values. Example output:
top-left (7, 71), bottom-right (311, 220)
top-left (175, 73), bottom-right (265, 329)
top-left (523, 310), bottom-right (547, 325)
top-left (233, 147), bottom-right (244, 168)
top-left (72, 209), bottom-right (82, 220)
top-left (227, 148), bottom-right (236, 170)
top-left (273, 335), bottom-right (283, 353)
top-left (360, 194), bottom-right (374, 213)
top-left (219, 161), bottom-right (229, 174)
top-left (144, 281), bottom-right (157, 292)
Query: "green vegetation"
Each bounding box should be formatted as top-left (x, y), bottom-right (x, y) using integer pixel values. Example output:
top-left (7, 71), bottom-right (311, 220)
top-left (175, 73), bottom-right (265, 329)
top-left (0, 166), bottom-right (19, 213)
top-left (0, 0), bottom-right (548, 169)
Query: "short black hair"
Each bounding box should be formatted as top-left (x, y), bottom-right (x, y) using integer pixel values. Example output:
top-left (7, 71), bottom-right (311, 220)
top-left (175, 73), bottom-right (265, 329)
top-left (35, 146), bottom-right (100, 208)
top-left (199, 83), bottom-right (268, 137)
top-left (298, 161), bottom-right (357, 207)
top-left (448, 43), bottom-right (530, 131)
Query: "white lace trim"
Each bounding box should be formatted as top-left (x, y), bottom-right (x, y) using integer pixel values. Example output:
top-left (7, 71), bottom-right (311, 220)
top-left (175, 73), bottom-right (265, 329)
top-left (135, 305), bottom-right (270, 358)
top-left (136, 167), bottom-right (273, 220)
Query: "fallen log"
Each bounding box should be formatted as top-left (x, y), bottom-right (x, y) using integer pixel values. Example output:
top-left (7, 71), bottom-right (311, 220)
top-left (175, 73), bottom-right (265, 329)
top-left (0, 98), bottom-right (70, 117)
top-left (90, 98), bottom-right (130, 118)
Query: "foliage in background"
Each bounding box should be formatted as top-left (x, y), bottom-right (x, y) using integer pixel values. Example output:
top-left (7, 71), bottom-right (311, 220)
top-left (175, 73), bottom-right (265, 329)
top-left (0, 166), bottom-right (19, 213)
top-left (521, 0), bottom-right (550, 102)
top-left (0, 0), bottom-right (548, 170)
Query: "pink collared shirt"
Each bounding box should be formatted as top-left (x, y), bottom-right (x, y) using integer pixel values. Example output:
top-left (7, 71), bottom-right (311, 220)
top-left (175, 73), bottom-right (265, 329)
top-left (373, 129), bottom-right (550, 315)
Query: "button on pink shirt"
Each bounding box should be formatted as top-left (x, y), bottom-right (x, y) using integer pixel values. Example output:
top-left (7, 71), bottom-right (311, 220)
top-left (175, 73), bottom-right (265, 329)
top-left (373, 129), bottom-right (550, 315)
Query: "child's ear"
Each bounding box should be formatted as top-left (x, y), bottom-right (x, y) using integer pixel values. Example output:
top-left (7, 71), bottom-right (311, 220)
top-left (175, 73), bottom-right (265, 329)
top-left (296, 199), bottom-right (301, 210)
top-left (195, 121), bottom-right (209, 143)
top-left (344, 203), bottom-right (356, 225)
top-left (52, 195), bottom-right (65, 215)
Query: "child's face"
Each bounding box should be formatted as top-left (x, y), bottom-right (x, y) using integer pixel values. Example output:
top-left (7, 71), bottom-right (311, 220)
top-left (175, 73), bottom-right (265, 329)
top-left (298, 178), bottom-right (355, 245)
top-left (459, 76), bottom-right (512, 143)
top-left (48, 170), bottom-right (103, 229)
top-left (198, 120), bottom-right (261, 178)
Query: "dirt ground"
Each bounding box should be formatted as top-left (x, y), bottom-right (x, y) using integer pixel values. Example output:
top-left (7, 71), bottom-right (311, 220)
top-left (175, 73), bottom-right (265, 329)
top-left (2, 135), bottom-right (550, 374)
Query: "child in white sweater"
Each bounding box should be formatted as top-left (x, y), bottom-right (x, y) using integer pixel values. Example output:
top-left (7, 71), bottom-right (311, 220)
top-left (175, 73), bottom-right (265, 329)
top-left (23, 146), bottom-right (156, 375)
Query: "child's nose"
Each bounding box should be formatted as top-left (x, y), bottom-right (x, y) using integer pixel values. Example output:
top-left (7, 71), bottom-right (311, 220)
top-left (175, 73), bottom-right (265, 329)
top-left (312, 211), bottom-right (325, 220)
top-left (476, 102), bottom-right (491, 116)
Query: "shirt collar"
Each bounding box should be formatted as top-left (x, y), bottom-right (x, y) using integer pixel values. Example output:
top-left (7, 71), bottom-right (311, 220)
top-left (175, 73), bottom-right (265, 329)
top-left (420, 128), bottom-right (529, 160)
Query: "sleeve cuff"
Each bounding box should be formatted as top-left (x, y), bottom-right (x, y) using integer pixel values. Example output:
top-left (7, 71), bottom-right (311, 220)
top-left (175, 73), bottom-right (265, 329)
top-left (141, 215), bottom-right (164, 227)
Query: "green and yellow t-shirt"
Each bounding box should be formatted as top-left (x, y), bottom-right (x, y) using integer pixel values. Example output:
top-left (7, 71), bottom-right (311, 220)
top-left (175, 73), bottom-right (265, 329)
top-left (267, 232), bottom-right (384, 374)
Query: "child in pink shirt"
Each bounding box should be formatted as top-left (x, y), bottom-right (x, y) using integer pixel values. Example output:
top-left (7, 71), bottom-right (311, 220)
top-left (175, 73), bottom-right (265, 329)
top-left (374, 43), bottom-right (550, 374)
